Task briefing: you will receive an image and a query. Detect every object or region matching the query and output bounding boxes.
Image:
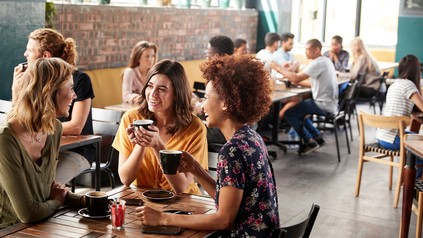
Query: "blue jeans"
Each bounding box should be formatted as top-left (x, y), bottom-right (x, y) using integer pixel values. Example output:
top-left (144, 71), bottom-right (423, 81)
top-left (284, 99), bottom-right (326, 142)
top-left (378, 132), bottom-right (423, 179)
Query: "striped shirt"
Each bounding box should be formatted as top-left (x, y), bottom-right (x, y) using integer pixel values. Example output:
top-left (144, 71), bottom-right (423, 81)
top-left (376, 79), bottom-right (418, 143)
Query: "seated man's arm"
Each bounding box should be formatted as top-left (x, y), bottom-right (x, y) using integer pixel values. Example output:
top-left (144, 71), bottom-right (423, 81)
top-left (62, 99), bottom-right (91, 135)
top-left (270, 62), bottom-right (309, 84)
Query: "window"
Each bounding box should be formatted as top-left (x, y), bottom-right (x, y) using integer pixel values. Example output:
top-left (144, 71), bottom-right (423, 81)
top-left (291, 0), bottom-right (399, 47)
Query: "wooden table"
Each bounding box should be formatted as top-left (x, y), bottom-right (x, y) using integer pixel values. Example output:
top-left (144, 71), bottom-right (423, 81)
top-left (401, 137), bottom-right (423, 238)
top-left (60, 135), bottom-right (102, 191)
top-left (0, 186), bottom-right (217, 237)
top-left (266, 90), bottom-right (310, 153)
top-left (105, 103), bottom-right (134, 112)
top-left (378, 61), bottom-right (399, 71)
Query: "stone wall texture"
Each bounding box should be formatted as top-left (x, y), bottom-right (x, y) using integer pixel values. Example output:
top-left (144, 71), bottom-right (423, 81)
top-left (54, 4), bottom-right (258, 70)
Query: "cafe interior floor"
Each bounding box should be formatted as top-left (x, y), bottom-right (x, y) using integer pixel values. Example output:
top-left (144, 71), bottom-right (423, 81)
top-left (75, 104), bottom-right (414, 238)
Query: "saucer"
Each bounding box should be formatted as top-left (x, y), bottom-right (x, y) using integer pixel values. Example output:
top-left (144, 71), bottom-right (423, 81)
top-left (78, 208), bottom-right (110, 219)
top-left (142, 189), bottom-right (175, 201)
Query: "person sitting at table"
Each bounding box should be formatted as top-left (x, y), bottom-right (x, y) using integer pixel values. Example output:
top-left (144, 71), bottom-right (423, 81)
top-left (13, 28), bottom-right (95, 185)
top-left (256, 32), bottom-right (281, 71)
top-left (112, 59), bottom-right (208, 195)
top-left (272, 32), bottom-right (300, 73)
top-left (271, 39), bottom-right (338, 154)
top-left (233, 38), bottom-right (248, 56)
top-left (122, 41), bottom-right (158, 104)
top-left (323, 35), bottom-right (350, 72)
top-left (350, 37), bottom-right (382, 98)
top-left (136, 55), bottom-right (279, 237)
top-left (376, 54), bottom-right (423, 178)
top-left (0, 58), bottom-right (84, 228)
top-left (197, 35), bottom-right (234, 145)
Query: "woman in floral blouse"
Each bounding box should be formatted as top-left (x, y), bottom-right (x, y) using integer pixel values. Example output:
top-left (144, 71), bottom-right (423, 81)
top-left (136, 55), bottom-right (280, 237)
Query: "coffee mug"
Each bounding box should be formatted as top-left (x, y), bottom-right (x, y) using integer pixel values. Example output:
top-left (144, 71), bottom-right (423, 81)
top-left (159, 150), bottom-right (182, 174)
top-left (133, 119), bottom-right (154, 131)
top-left (85, 191), bottom-right (110, 216)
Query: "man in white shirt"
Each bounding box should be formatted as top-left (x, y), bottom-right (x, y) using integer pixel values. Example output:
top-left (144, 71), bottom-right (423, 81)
top-left (272, 32), bottom-right (299, 72)
top-left (271, 39), bottom-right (338, 154)
top-left (256, 32), bottom-right (281, 70)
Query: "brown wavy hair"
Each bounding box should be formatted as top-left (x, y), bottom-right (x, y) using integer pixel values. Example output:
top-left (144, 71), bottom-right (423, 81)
top-left (7, 58), bottom-right (74, 135)
top-left (29, 28), bottom-right (77, 66)
top-left (127, 41), bottom-right (158, 68)
top-left (398, 54), bottom-right (421, 92)
top-left (138, 59), bottom-right (193, 135)
top-left (200, 55), bottom-right (272, 124)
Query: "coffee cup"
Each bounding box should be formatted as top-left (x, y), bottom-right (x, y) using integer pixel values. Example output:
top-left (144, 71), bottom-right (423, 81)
top-left (133, 119), bottom-right (154, 131)
top-left (85, 191), bottom-right (110, 216)
top-left (159, 150), bottom-right (182, 174)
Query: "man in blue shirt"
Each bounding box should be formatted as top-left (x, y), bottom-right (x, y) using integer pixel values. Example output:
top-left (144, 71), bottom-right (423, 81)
top-left (272, 32), bottom-right (299, 73)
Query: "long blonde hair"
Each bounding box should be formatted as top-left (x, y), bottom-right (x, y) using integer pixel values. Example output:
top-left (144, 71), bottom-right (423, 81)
top-left (7, 58), bottom-right (74, 135)
top-left (350, 37), bottom-right (379, 73)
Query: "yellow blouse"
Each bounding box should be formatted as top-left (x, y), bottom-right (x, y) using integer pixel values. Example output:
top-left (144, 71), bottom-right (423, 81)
top-left (112, 108), bottom-right (208, 194)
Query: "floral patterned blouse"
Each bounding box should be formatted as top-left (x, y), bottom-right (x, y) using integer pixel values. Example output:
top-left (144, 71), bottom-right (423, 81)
top-left (215, 126), bottom-right (280, 237)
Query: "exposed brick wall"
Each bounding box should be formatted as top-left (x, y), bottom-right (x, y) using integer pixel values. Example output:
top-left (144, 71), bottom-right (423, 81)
top-left (54, 4), bottom-right (258, 70)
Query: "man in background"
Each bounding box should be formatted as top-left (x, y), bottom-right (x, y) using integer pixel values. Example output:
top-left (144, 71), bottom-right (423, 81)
top-left (272, 32), bottom-right (300, 73)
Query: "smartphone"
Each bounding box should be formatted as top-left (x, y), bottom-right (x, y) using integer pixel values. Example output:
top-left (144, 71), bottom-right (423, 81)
top-left (121, 198), bottom-right (143, 206)
top-left (141, 225), bottom-right (182, 235)
top-left (19, 62), bottom-right (28, 72)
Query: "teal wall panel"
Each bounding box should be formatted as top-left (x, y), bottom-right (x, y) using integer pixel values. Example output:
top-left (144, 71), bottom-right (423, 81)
top-left (257, 10), bottom-right (279, 51)
top-left (396, 16), bottom-right (423, 63)
top-left (0, 0), bottom-right (44, 100)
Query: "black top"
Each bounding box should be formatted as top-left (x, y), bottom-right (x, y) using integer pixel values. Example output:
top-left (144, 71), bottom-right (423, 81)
top-left (59, 70), bottom-right (95, 164)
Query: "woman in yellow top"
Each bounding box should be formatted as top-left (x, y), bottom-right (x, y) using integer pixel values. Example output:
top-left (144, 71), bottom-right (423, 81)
top-left (112, 59), bottom-right (208, 195)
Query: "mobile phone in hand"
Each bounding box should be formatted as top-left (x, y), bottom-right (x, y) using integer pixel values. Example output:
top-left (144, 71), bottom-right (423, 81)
top-left (121, 198), bottom-right (143, 206)
top-left (19, 62), bottom-right (28, 72)
top-left (141, 225), bottom-right (182, 235)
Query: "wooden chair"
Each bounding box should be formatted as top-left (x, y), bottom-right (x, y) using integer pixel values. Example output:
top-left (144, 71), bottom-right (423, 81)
top-left (271, 204), bottom-right (320, 238)
top-left (355, 111), bottom-right (410, 208)
top-left (71, 108), bottom-right (122, 192)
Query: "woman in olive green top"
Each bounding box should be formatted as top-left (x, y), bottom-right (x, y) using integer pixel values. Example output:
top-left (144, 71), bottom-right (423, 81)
top-left (0, 58), bottom-right (81, 228)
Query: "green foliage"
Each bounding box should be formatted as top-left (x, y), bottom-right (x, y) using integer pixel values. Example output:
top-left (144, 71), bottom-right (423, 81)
top-left (45, 1), bottom-right (56, 29)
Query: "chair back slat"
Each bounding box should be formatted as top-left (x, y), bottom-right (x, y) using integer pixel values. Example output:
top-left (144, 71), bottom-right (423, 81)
top-left (359, 111), bottom-right (410, 130)
top-left (92, 107), bottom-right (122, 124)
top-left (0, 100), bottom-right (12, 114)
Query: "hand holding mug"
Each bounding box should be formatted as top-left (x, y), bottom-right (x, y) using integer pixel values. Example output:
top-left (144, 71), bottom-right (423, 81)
top-left (49, 182), bottom-right (68, 206)
top-left (178, 151), bottom-right (197, 173)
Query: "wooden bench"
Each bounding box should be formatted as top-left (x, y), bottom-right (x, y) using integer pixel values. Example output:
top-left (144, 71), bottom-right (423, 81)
top-left (86, 59), bottom-right (207, 109)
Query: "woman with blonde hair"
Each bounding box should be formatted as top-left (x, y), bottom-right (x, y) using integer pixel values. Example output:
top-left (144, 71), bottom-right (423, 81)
top-left (136, 55), bottom-right (279, 237)
top-left (113, 59), bottom-right (207, 195)
top-left (13, 28), bottom-right (95, 184)
top-left (122, 41), bottom-right (158, 104)
top-left (350, 37), bottom-right (382, 98)
top-left (0, 58), bottom-right (83, 228)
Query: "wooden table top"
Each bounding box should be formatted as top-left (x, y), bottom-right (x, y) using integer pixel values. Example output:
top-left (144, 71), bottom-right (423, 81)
top-left (59, 135), bottom-right (102, 152)
top-left (0, 186), bottom-right (217, 237)
top-left (405, 139), bottom-right (423, 159)
top-left (377, 61), bottom-right (399, 71)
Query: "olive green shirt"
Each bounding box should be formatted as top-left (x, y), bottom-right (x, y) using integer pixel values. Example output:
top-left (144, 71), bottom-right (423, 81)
top-left (0, 120), bottom-right (80, 228)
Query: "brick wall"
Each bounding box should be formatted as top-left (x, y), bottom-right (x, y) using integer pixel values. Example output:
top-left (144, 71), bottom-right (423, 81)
top-left (54, 4), bottom-right (258, 70)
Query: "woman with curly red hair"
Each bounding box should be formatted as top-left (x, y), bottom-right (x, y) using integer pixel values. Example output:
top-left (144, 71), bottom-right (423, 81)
top-left (136, 55), bottom-right (280, 237)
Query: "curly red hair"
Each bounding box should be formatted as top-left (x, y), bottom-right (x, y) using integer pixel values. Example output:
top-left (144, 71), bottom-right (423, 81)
top-left (200, 55), bottom-right (272, 124)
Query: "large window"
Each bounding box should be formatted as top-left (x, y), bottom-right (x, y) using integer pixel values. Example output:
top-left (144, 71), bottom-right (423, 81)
top-left (291, 0), bottom-right (399, 47)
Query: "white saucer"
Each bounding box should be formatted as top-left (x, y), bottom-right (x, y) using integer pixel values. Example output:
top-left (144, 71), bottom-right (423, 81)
top-left (78, 208), bottom-right (110, 219)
